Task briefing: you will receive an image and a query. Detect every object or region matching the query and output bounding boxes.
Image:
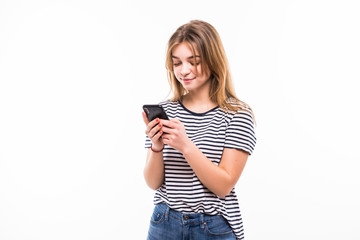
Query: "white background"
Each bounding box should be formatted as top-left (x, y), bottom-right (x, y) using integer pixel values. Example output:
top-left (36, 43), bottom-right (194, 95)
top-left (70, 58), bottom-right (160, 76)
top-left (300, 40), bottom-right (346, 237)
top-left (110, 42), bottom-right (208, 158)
top-left (1, 0), bottom-right (359, 239)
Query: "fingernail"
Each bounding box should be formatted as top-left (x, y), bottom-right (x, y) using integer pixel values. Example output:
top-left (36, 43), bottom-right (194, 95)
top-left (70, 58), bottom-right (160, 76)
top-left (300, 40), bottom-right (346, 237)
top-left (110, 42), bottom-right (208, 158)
top-left (156, 118), bottom-right (160, 122)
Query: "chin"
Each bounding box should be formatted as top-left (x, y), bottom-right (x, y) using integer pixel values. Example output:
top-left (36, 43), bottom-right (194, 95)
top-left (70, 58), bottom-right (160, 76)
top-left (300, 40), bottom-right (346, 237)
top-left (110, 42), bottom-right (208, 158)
top-left (182, 86), bottom-right (195, 91)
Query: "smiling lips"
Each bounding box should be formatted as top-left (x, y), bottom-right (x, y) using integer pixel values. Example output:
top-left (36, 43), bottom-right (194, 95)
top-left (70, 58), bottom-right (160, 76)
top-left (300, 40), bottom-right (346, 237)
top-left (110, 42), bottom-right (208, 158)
top-left (183, 78), bottom-right (195, 83)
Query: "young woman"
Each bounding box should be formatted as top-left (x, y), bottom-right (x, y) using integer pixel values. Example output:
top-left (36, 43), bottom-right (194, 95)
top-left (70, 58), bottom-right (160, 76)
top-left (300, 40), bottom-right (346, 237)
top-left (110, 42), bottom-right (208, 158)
top-left (142, 20), bottom-right (256, 240)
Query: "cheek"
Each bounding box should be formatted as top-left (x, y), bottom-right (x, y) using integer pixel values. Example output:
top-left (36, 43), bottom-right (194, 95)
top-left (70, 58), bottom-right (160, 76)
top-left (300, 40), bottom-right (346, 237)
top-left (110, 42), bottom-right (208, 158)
top-left (196, 64), bottom-right (207, 78)
top-left (196, 65), bottom-right (202, 75)
top-left (198, 65), bottom-right (210, 79)
top-left (173, 68), bottom-right (181, 80)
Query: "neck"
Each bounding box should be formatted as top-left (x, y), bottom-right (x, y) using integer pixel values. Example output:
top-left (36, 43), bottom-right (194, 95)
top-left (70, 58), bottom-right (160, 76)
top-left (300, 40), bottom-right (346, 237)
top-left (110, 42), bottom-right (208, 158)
top-left (185, 79), bottom-right (212, 103)
top-left (181, 85), bottom-right (217, 113)
top-left (184, 91), bottom-right (211, 105)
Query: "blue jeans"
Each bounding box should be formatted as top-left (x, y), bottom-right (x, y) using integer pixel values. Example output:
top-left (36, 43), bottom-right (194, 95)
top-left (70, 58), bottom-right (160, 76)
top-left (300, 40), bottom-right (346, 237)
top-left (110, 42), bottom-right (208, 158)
top-left (147, 203), bottom-right (236, 240)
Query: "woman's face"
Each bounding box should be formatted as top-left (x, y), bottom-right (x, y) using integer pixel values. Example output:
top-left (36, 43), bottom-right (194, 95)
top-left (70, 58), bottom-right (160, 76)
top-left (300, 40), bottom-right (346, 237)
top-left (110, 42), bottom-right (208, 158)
top-left (172, 42), bottom-right (210, 93)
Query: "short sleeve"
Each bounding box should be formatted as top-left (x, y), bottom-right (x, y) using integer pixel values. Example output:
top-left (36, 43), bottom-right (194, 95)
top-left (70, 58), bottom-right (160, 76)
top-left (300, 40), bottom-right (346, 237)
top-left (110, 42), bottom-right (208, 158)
top-left (224, 109), bottom-right (257, 155)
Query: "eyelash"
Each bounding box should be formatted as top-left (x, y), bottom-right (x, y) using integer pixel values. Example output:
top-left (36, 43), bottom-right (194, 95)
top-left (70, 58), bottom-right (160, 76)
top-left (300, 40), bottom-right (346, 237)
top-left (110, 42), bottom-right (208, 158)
top-left (173, 62), bottom-right (200, 66)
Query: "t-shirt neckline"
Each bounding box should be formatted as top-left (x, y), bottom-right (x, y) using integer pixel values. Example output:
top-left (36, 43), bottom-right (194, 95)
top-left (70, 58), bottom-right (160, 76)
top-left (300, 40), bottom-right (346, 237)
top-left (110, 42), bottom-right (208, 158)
top-left (179, 101), bottom-right (219, 116)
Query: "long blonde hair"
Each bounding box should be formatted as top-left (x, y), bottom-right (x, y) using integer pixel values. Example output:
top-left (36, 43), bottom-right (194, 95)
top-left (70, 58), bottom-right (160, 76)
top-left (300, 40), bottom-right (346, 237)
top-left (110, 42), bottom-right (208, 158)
top-left (165, 20), bottom-right (253, 115)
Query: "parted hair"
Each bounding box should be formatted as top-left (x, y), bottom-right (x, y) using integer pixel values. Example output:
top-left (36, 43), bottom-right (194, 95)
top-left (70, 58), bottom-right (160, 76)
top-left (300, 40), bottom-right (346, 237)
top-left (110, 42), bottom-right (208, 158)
top-left (165, 20), bottom-right (253, 115)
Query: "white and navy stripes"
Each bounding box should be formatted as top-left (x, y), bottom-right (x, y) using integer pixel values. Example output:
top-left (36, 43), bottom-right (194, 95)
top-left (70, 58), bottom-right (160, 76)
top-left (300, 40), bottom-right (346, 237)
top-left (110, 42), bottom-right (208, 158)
top-left (145, 100), bottom-right (256, 240)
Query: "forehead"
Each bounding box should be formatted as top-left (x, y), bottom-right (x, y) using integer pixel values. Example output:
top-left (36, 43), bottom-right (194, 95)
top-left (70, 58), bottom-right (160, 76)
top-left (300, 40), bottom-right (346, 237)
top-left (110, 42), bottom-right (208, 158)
top-left (172, 42), bottom-right (199, 58)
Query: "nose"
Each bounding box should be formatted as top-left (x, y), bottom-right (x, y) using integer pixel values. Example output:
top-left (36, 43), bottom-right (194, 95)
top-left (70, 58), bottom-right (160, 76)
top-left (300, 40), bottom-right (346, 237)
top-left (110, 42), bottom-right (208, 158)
top-left (180, 63), bottom-right (191, 76)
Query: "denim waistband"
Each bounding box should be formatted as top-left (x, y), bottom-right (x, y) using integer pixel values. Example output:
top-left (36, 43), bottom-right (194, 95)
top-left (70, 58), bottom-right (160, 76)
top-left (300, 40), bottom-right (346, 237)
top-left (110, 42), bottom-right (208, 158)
top-left (156, 203), bottom-right (225, 227)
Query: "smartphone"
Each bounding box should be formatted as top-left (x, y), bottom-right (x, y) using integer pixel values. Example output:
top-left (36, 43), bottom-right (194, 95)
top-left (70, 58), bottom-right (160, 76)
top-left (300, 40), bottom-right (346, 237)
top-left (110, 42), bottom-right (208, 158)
top-left (143, 104), bottom-right (169, 122)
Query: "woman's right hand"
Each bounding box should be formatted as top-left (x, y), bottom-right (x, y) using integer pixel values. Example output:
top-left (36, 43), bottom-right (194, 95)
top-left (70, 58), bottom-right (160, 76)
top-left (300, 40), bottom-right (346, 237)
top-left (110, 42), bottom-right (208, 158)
top-left (142, 112), bottom-right (164, 151)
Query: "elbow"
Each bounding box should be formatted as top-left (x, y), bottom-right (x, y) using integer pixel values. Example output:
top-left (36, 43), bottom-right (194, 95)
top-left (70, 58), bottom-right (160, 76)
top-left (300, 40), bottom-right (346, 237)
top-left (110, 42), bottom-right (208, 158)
top-left (216, 187), bottom-right (234, 199)
top-left (218, 193), bottom-right (228, 199)
top-left (143, 170), bottom-right (163, 190)
top-left (146, 182), bottom-right (162, 191)
top-left (217, 191), bottom-right (230, 199)
top-left (214, 176), bottom-right (237, 198)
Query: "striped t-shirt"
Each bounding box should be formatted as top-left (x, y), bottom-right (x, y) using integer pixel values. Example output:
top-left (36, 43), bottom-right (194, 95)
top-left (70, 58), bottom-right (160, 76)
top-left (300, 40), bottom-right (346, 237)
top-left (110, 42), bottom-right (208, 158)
top-left (145, 100), bottom-right (256, 240)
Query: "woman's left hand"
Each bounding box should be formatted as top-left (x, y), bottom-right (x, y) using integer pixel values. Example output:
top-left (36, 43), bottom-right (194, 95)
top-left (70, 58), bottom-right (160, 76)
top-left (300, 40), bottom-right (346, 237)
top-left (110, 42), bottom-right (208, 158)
top-left (160, 118), bottom-right (192, 153)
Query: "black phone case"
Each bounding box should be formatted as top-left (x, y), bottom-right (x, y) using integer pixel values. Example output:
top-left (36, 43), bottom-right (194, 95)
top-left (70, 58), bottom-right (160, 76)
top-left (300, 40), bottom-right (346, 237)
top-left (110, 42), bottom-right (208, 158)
top-left (143, 105), bottom-right (169, 121)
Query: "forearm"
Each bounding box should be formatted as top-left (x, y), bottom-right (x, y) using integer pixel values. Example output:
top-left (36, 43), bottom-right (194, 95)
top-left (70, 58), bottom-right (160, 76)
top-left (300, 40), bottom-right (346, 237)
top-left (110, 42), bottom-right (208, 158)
top-left (143, 148), bottom-right (165, 190)
top-left (181, 142), bottom-right (234, 198)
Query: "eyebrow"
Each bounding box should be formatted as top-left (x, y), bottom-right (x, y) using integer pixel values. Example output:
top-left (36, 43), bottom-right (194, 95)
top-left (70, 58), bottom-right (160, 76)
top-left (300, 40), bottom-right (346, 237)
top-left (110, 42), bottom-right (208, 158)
top-left (171, 55), bottom-right (200, 59)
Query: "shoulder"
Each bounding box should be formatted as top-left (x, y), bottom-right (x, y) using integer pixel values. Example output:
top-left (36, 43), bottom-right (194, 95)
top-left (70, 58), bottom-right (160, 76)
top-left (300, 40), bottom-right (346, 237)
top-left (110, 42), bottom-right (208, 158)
top-left (159, 100), bottom-right (180, 113)
top-left (159, 99), bottom-right (178, 106)
top-left (159, 100), bottom-right (179, 108)
top-left (221, 98), bottom-right (256, 128)
top-left (226, 97), bottom-right (254, 115)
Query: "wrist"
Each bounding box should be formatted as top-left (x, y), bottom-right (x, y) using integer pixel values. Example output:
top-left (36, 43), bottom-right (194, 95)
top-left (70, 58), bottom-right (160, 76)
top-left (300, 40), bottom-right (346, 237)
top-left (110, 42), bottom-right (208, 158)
top-left (150, 143), bottom-right (164, 152)
top-left (180, 140), bottom-right (196, 156)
